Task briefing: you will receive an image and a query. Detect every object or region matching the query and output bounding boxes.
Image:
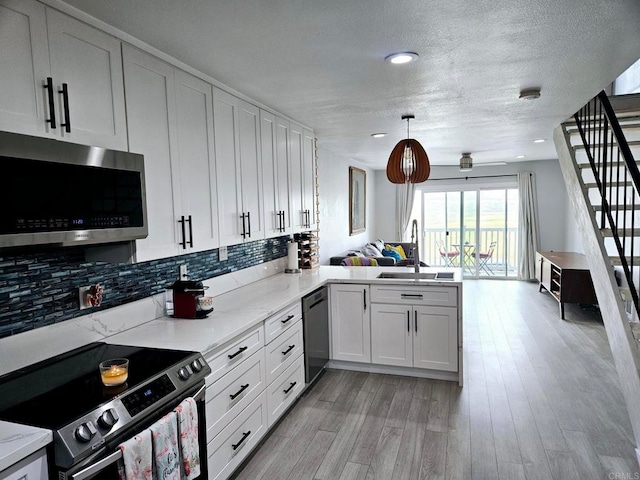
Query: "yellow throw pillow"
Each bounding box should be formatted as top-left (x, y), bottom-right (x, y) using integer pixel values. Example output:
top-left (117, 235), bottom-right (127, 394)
top-left (385, 244), bottom-right (407, 259)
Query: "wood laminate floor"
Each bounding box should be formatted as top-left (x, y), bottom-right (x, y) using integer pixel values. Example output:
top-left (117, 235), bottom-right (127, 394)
top-left (231, 279), bottom-right (639, 480)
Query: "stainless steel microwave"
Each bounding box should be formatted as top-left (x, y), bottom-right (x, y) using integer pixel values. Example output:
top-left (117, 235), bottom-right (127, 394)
top-left (0, 131), bottom-right (147, 248)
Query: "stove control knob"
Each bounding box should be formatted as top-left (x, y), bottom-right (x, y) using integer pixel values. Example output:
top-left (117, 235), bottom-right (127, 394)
top-left (191, 359), bottom-right (203, 372)
top-left (98, 409), bottom-right (119, 430)
top-left (178, 367), bottom-right (191, 380)
top-left (75, 422), bottom-right (96, 442)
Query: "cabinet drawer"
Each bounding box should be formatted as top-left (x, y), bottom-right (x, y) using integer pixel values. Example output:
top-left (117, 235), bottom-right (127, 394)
top-left (205, 325), bottom-right (264, 384)
top-left (205, 349), bottom-right (266, 443)
top-left (266, 354), bottom-right (305, 427)
top-left (207, 391), bottom-right (268, 480)
top-left (370, 285), bottom-right (457, 307)
top-left (265, 319), bottom-right (303, 385)
top-left (264, 302), bottom-right (302, 344)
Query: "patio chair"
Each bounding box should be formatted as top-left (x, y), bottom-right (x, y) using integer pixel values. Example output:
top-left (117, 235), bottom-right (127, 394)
top-left (473, 241), bottom-right (497, 275)
top-left (436, 240), bottom-right (459, 267)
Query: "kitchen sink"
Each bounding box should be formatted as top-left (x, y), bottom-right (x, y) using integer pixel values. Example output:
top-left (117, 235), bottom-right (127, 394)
top-left (376, 271), bottom-right (455, 280)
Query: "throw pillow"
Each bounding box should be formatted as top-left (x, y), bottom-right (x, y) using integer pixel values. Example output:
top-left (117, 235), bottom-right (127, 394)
top-left (385, 244), bottom-right (407, 259)
top-left (381, 247), bottom-right (402, 262)
top-left (362, 244), bottom-right (382, 257)
top-left (373, 239), bottom-right (385, 253)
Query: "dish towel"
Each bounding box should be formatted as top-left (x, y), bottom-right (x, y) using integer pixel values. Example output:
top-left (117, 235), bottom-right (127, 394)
top-left (117, 429), bottom-right (153, 480)
top-left (175, 397), bottom-right (201, 480)
top-left (150, 411), bottom-right (181, 480)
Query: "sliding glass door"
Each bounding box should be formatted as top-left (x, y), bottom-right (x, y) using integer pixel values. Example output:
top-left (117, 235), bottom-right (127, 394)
top-left (412, 182), bottom-right (518, 278)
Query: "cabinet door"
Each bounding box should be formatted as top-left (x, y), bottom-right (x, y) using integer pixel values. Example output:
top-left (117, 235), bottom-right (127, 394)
top-left (289, 121), bottom-right (304, 232)
top-left (413, 306), bottom-right (458, 372)
top-left (276, 116), bottom-right (292, 234)
top-left (330, 284), bottom-right (370, 363)
top-left (213, 87), bottom-right (243, 246)
top-left (371, 304), bottom-right (413, 367)
top-left (0, 0), bottom-right (51, 137)
top-left (46, 8), bottom-right (127, 150)
top-left (302, 128), bottom-right (316, 229)
top-left (238, 100), bottom-right (264, 240)
top-left (261, 110), bottom-right (279, 237)
top-left (123, 45), bottom-right (182, 262)
top-left (175, 69), bottom-right (219, 252)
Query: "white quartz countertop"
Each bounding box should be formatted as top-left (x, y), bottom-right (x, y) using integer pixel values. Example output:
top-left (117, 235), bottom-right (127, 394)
top-left (0, 265), bottom-right (461, 472)
top-left (0, 421), bottom-right (52, 472)
top-left (105, 265), bottom-right (462, 356)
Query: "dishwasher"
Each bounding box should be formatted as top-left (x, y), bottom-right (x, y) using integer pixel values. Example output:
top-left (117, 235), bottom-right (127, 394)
top-left (302, 286), bottom-right (330, 385)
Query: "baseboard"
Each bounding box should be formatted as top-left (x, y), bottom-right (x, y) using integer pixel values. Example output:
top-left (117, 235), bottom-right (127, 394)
top-left (326, 360), bottom-right (459, 383)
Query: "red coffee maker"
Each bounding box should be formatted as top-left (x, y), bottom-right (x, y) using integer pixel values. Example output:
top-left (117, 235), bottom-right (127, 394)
top-left (170, 280), bottom-right (212, 319)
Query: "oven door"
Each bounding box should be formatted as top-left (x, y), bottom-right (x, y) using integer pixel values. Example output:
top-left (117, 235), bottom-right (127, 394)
top-left (59, 383), bottom-right (207, 480)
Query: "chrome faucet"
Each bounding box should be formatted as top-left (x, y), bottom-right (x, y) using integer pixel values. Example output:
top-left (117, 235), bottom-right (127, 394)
top-left (410, 219), bottom-right (420, 273)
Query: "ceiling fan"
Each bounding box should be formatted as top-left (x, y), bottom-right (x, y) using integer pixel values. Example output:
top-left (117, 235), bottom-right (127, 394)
top-left (459, 153), bottom-right (506, 171)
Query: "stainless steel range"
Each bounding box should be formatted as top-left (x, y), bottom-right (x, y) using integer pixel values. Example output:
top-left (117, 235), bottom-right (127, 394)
top-left (0, 342), bottom-right (211, 480)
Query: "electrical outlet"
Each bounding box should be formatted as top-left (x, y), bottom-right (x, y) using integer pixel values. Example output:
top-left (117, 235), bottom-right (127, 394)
top-left (219, 245), bottom-right (228, 261)
top-left (79, 286), bottom-right (92, 310)
top-left (179, 264), bottom-right (188, 280)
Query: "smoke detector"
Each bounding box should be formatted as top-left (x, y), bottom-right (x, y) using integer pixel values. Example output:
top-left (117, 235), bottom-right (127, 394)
top-left (459, 153), bottom-right (473, 172)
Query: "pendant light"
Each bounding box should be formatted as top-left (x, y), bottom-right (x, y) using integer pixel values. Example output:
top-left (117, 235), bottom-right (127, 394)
top-left (386, 115), bottom-right (430, 184)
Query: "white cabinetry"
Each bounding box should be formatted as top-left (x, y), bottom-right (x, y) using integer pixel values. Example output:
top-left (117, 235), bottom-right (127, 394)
top-left (123, 45), bottom-right (218, 261)
top-left (261, 111), bottom-right (292, 237)
top-left (0, 449), bottom-right (47, 480)
top-left (330, 284), bottom-right (371, 363)
top-left (0, 0), bottom-right (126, 150)
top-left (370, 285), bottom-right (458, 372)
top-left (289, 122), bottom-right (316, 232)
top-left (213, 88), bottom-right (264, 246)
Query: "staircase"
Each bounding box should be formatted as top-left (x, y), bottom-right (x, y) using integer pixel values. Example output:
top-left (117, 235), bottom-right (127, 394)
top-left (554, 91), bottom-right (640, 466)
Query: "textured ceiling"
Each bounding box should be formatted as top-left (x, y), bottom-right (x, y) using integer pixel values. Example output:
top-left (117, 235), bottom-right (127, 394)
top-left (61, 0), bottom-right (640, 169)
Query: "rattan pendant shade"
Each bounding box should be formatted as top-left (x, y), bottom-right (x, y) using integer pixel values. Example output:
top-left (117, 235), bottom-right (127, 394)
top-left (386, 115), bottom-right (430, 184)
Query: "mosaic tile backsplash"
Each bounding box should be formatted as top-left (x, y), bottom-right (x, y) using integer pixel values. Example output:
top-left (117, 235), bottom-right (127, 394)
top-left (0, 236), bottom-right (289, 338)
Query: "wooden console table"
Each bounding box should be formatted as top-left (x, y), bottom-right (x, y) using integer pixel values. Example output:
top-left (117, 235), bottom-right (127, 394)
top-left (535, 251), bottom-right (597, 319)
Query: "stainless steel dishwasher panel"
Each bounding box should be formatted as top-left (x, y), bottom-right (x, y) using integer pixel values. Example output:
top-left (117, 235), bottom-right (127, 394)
top-left (302, 286), bottom-right (329, 384)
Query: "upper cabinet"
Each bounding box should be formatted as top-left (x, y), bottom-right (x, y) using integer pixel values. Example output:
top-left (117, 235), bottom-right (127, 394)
top-left (0, 0), bottom-right (127, 150)
top-left (262, 111), bottom-right (292, 237)
top-left (213, 88), bottom-right (264, 246)
top-left (123, 45), bottom-right (218, 261)
top-left (289, 121), bottom-right (316, 232)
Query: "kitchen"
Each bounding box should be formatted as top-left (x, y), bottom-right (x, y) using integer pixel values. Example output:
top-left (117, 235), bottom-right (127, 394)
top-left (0, 1), bottom-right (465, 479)
top-left (2, 0), bottom-right (640, 479)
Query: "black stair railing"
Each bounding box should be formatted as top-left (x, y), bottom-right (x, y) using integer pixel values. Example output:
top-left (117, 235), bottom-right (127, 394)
top-left (573, 90), bottom-right (640, 315)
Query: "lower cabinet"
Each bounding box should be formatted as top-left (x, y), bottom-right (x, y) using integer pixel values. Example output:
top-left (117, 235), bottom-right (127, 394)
top-left (330, 284), bottom-right (371, 363)
top-left (205, 301), bottom-right (306, 479)
top-left (207, 391), bottom-right (268, 480)
top-left (371, 303), bottom-right (458, 371)
top-left (0, 448), bottom-right (47, 480)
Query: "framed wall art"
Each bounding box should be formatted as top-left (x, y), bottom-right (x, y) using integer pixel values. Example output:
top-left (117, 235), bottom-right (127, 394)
top-left (349, 166), bottom-right (366, 235)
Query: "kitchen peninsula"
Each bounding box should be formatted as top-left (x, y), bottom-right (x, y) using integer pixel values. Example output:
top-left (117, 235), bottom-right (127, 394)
top-left (0, 263), bottom-right (463, 478)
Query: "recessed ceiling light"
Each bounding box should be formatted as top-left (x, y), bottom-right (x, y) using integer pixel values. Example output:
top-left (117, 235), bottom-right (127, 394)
top-left (515, 155), bottom-right (526, 159)
top-left (533, 139), bottom-right (545, 143)
top-left (519, 87), bottom-right (541, 100)
top-left (371, 133), bottom-right (386, 138)
top-left (385, 52), bottom-right (419, 65)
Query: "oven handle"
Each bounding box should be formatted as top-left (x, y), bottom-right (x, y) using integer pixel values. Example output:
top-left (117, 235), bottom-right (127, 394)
top-left (70, 450), bottom-right (123, 480)
top-left (70, 384), bottom-right (206, 480)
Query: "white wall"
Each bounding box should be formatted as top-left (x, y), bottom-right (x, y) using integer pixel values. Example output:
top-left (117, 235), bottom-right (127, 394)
top-left (373, 159), bottom-right (582, 253)
top-left (317, 147), bottom-right (377, 264)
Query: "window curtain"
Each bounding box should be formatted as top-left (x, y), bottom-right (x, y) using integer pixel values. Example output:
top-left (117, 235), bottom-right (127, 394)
top-left (396, 183), bottom-right (415, 241)
top-left (518, 172), bottom-right (540, 280)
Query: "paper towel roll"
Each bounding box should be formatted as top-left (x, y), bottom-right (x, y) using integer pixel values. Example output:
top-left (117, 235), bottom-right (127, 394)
top-left (287, 242), bottom-right (299, 271)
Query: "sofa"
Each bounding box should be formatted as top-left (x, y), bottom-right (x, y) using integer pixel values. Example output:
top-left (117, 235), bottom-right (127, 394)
top-left (329, 239), bottom-right (421, 266)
